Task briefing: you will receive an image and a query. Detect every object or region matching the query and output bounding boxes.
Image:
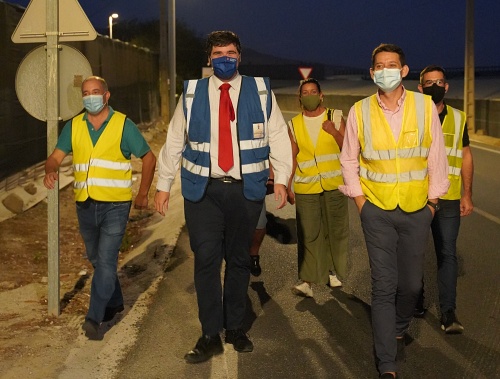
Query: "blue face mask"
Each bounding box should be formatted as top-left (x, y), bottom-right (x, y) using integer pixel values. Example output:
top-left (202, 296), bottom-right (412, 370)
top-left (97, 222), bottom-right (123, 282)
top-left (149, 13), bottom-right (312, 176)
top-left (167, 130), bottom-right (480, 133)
top-left (212, 56), bottom-right (238, 80)
top-left (83, 94), bottom-right (106, 114)
top-left (373, 68), bottom-right (402, 93)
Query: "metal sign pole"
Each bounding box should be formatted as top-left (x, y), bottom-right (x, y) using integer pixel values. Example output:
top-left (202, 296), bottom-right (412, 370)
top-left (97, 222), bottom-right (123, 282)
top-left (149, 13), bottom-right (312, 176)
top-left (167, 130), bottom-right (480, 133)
top-left (12, 0), bottom-right (97, 317)
top-left (46, 0), bottom-right (60, 316)
top-left (168, 0), bottom-right (176, 114)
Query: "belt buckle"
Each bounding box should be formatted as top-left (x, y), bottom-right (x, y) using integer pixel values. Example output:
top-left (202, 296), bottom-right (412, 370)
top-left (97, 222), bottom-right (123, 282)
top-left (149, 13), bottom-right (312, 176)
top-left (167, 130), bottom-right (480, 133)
top-left (222, 176), bottom-right (232, 183)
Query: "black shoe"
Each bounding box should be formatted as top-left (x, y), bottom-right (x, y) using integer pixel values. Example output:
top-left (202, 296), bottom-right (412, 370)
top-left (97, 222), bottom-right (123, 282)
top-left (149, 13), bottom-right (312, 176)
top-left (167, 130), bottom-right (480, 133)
top-left (414, 289), bottom-right (426, 318)
top-left (103, 304), bottom-right (125, 322)
top-left (82, 319), bottom-right (102, 341)
top-left (225, 329), bottom-right (254, 352)
top-left (396, 337), bottom-right (406, 363)
top-left (413, 306), bottom-right (427, 318)
top-left (441, 310), bottom-right (464, 334)
top-left (184, 335), bottom-right (223, 364)
top-left (380, 373), bottom-right (398, 379)
top-left (250, 255), bottom-right (262, 277)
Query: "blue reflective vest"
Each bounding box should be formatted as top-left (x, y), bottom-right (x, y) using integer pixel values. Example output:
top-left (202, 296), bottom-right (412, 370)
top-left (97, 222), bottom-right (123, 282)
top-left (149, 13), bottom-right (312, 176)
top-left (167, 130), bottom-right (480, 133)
top-left (181, 76), bottom-right (272, 202)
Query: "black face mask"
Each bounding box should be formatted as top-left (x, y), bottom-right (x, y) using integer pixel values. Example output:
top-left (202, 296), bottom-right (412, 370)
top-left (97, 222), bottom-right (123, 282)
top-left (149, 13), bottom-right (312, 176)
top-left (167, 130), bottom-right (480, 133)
top-left (423, 83), bottom-right (446, 104)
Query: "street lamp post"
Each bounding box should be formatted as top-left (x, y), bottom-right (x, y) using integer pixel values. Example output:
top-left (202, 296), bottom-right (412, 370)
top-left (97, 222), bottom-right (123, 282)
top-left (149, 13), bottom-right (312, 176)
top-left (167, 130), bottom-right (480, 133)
top-left (108, 13), bottom-right (118, 39)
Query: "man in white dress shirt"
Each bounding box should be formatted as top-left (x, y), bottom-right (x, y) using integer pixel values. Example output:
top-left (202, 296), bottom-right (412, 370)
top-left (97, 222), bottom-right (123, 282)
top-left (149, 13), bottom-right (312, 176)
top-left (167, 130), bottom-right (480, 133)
top-left (155, 30), bottom-right (292, 363)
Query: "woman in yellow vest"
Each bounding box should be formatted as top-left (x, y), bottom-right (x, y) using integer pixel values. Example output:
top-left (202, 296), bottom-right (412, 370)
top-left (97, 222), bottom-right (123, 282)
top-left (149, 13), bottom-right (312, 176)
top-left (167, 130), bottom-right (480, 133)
top-left (287, 78), bottom-right (349, 298)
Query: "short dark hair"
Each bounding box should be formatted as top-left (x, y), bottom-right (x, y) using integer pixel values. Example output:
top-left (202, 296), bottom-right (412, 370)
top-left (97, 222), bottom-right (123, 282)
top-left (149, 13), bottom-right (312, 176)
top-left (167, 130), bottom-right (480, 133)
top-left (205, 31), bottom-right (241, 57)
top-left (419, 65), bottom-right (447, 84)
top-left (298, 78), bottom-right (321, 95)
top-left (371, 43), bottom-right (406, 68)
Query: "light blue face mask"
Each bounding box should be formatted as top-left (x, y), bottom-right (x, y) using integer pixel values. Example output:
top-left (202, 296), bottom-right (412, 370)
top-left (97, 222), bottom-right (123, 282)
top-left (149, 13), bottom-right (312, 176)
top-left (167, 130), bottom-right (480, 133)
top-left (83, 94), bottom-right (106, 114)
top-left (373, 68), bottom-right (402, 93)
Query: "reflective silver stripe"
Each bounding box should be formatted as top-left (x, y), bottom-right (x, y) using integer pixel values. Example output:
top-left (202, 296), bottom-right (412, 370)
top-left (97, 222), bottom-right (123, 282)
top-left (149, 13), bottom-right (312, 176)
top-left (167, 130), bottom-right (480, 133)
top-left (361, 98), bottom-right (374, 152)
top-left (185, 80), bottom-right (198, 134)
top-left (362, 149), bottom-right (397, 160)
top-left (363, 146), bottom-right (429, 160)
top-left (445, 146), bottom-right (463, 158)
top-left (449, 166), bottom-right (461, 176)
top-left (241, 160), bottom-right (268, 174)
top-left (444, 107), bottom-right (464, 159)
top-left (414, 92), bottom-right (425, 138)
top-left (188, 141), bottom-right (210, 152)
top-left (87, 178), bottom-right (132, 188)
top-left (398, 146), bottom-right (430, 158)
top-left (74, 181), bottom-right (87, 189)
top-left (360, 166), bottom-right (428, 183)
top-left (321, 169), bottom-right (342, 179)
top-left (450, 107), bottom-right (463, 149)
top-left (316, 153), bottom-right (340, 163)
top-left (362, 147), bottom-right (429, 160)
top-left (74, 163), bottom-right (89, 172)
top-left (240, 139), bottom-right (267, 150)
top-left (254, 77), bottom-right (268, 128)
top-left (295, 174), bottom-right (320, 184)
top-left (182, 158), bottom-right (210, 178)
top-left (297, 159), bottom-right (316, 170)
top-left (90, 158), bottom-right (132, 171)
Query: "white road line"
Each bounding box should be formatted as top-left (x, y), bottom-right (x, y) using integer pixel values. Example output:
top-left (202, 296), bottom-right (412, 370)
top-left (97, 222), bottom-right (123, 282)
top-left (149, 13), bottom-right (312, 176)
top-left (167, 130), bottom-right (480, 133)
top-left (470, 143), bottom-right (500, 154)
top-left (474, 207), bottom-right (500, 225)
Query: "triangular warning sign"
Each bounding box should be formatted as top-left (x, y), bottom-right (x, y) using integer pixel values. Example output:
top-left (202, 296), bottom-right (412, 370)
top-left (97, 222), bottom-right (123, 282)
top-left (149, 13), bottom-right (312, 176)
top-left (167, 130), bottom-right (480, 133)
top-left (298, 67), bottom-right (313, 80)
top-left (12, 0), bottom-right (97, 44)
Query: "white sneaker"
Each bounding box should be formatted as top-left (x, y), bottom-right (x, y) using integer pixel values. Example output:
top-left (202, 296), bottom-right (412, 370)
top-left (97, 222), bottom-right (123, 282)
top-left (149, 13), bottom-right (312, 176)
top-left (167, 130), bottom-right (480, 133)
top-left (329, 274), bottom-right (342, 288)
top-left (292, 282), bottom-right (313, 298)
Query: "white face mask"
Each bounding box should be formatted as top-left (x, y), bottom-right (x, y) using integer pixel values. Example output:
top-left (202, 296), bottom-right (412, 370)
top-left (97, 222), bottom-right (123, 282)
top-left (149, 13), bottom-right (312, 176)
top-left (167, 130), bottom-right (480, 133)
top-left (373, 68), bottom-right (402, 93)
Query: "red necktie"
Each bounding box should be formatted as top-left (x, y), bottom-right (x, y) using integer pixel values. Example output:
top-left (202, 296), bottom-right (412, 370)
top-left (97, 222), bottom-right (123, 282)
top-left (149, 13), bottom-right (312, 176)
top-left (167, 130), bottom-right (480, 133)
top-left (218, 83), bottom-right (235, 172)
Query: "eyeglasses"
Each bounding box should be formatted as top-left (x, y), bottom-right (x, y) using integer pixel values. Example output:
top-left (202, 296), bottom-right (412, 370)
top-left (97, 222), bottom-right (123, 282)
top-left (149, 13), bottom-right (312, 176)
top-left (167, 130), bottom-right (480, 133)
top-left (422, 79), bottom-right (446, 87)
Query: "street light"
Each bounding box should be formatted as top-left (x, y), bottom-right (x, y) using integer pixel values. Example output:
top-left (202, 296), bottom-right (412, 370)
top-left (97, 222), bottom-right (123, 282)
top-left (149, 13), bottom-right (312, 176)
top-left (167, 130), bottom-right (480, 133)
top-left (108, 13), bottom-right (118, 39)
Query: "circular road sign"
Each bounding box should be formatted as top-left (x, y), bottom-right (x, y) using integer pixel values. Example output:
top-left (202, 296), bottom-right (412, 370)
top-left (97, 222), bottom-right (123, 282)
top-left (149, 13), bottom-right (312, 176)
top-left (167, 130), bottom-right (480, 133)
top-left (15, 44), bottom-right (93, 121)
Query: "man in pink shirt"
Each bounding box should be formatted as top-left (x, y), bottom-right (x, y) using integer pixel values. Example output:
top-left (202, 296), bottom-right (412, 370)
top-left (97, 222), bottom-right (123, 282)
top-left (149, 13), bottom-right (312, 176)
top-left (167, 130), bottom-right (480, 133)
top-left (339, 44), bottom-right (449, 379)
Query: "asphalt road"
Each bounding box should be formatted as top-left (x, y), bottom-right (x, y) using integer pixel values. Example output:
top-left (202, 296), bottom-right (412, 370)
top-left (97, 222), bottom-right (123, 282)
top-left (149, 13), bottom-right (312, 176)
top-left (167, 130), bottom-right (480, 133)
top-left (114, 139), bottom-right (500, 379)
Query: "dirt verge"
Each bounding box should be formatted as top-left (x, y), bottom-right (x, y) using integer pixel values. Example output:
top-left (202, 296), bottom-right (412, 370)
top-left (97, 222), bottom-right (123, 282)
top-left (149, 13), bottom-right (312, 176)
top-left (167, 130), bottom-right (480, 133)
top-left (0, 122), bottom-right (169, 379)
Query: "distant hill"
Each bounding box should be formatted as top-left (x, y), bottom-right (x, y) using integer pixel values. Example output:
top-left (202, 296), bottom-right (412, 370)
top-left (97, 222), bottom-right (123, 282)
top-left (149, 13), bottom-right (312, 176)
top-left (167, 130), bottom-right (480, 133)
top-left (241, 47), bottom-right (365, 80)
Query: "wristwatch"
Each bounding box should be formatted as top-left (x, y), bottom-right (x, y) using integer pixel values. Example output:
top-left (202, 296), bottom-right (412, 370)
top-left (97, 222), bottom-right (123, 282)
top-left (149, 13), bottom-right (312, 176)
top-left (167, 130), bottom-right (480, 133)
top-left (427, 200), bottom-right (440, 212)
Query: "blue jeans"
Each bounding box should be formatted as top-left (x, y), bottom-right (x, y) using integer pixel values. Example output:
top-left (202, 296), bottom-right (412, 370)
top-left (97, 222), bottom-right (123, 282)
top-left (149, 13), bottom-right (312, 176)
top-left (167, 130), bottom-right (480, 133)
top-left (360, 201), bottom-right (433, 374)
top-left (76, 199), bottom-right (131, 323)
top-left (431, 199), bottom-right (461, 313)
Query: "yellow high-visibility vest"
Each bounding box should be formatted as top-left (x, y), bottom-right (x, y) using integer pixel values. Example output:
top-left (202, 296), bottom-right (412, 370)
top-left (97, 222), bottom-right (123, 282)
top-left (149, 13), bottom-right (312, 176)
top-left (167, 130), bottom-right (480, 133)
top-left (72, 111), bottom-right (132, 202)
top-left (290, 109), bottom-right (343, 194)
top-left (441, 105), bottom-right (466, 200)
top-left (354, 91), bottom-right (433, 212)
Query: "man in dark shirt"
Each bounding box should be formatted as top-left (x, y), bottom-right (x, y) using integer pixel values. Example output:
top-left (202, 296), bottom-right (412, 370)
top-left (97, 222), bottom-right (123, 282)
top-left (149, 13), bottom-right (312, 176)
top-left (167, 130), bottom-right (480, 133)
top-left (417, 65), bottom-right (474, 334)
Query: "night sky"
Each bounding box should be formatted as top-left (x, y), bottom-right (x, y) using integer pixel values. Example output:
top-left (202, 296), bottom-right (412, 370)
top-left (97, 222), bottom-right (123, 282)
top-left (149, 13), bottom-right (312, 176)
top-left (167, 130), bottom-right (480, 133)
top-left (7, 0), bottom-right (500, 70)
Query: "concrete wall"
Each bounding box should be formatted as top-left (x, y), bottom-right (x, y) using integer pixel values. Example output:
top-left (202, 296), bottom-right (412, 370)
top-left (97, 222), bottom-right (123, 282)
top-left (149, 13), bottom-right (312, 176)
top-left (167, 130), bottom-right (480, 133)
top-left (276, 92), bottom-right (500, 139)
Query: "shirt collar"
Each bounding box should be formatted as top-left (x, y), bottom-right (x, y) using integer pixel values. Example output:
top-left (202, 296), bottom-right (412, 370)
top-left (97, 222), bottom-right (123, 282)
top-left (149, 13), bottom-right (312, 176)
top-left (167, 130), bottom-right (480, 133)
top-left (211, 73), bottom-right (242, 92)
top-left (83, 106), bottom-right (114, 121)
top-left (376, 86), bottom-right (407, 112)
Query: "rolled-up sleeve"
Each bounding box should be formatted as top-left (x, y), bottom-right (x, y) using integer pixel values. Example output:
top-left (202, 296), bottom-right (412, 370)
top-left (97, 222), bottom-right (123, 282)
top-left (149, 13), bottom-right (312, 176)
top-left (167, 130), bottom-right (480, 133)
top-left (427, 104), bottom-right (450, 199)
top-left (339, 106), bottom-right (364, 198)
top-left (156, 98), bottom-right (186, 192)
top-left (268, 92), bottom-right (293, 186)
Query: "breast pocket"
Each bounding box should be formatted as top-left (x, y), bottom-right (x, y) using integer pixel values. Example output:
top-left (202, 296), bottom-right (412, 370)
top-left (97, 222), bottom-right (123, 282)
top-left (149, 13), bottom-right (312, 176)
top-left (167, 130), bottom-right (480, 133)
top-left (401, 129), bottom-right (419, 148)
